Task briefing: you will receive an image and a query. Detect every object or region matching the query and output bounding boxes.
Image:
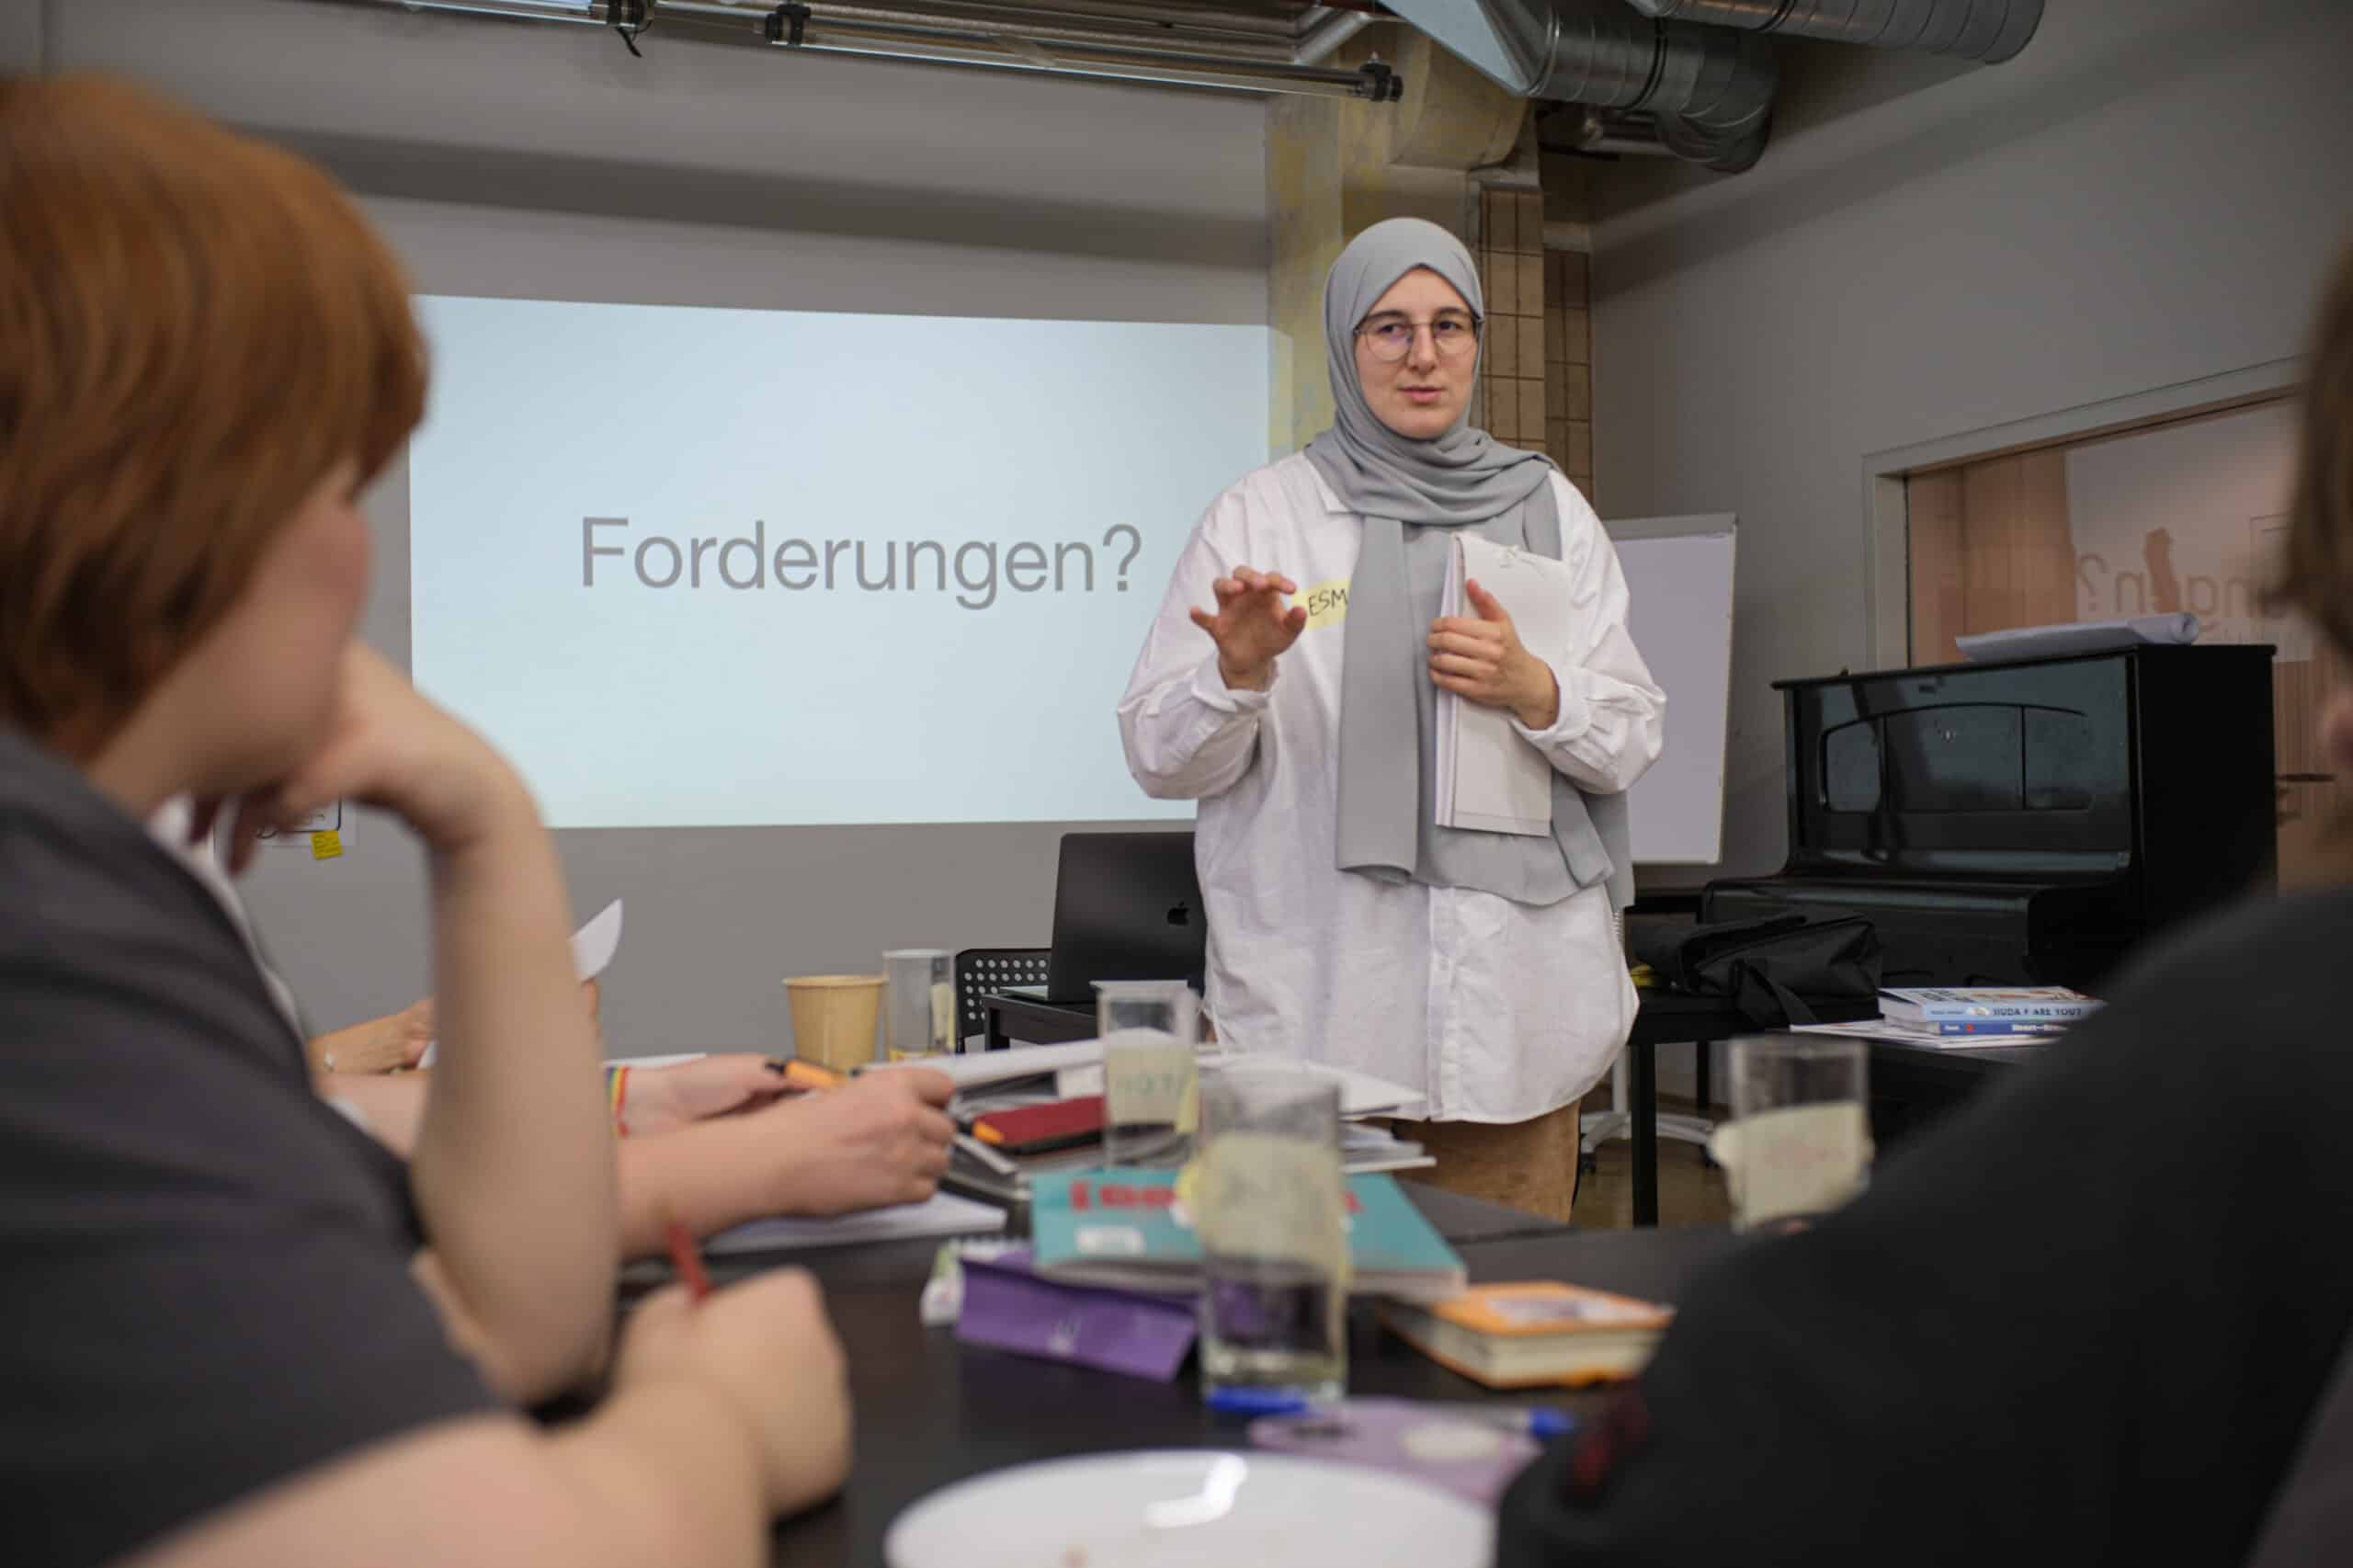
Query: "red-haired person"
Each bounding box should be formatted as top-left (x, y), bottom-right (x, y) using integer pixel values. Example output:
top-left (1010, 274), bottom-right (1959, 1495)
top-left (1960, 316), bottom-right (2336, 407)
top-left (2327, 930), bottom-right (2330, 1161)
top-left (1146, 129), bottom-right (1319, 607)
top-left (0, 76), bottom-right (847, 1568)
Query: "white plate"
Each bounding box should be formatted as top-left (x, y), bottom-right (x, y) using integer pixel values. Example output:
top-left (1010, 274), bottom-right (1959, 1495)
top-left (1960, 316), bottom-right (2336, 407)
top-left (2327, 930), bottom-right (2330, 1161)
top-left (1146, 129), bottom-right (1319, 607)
top-left (884, 1449), bottom-right (1495, 1568)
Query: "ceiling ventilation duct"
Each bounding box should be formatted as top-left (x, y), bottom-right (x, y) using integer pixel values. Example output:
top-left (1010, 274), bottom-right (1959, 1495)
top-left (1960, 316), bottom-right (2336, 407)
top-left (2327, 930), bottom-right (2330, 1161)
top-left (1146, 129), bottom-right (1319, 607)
top-left (1382, 0), bottom-right (1777, 172)
top-left (1619, 0), bottom-right (2043, 65)
top-left (340, 1), bottom-right (1404, 100)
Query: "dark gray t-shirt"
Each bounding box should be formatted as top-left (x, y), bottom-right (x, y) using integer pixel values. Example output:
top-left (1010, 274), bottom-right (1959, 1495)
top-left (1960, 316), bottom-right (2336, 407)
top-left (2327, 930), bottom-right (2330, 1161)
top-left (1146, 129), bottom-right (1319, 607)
top-left (0, 731), bottom-right (497, 1567)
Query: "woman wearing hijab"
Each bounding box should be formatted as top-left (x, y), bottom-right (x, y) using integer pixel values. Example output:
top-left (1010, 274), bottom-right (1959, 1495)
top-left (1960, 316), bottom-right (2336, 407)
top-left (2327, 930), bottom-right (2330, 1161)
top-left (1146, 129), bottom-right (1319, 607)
top-left (1119, 218), bottom-right (1665, 1218)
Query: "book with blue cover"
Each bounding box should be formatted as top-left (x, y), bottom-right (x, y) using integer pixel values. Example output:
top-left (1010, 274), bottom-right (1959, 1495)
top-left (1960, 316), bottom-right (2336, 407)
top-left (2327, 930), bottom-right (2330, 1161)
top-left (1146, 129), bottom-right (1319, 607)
top-left (1029, 1168), bottom-right (1467, 1301)
top-left (1880, 986), bottom-right (2099, 1029)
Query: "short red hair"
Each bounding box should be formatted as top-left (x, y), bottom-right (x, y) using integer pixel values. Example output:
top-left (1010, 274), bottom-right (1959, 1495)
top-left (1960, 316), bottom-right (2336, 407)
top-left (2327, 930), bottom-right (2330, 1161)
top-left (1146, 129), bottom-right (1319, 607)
top-left (0, 74), bottom-right (425, 755)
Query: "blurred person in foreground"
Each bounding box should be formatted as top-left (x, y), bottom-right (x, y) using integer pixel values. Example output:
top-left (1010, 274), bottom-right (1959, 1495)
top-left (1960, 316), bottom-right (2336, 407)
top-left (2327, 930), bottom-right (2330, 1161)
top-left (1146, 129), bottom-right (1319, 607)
top-left (1497, 243), bottom-right (2353, 1567)
top-left (0, 74), bottom-right (848, 1568)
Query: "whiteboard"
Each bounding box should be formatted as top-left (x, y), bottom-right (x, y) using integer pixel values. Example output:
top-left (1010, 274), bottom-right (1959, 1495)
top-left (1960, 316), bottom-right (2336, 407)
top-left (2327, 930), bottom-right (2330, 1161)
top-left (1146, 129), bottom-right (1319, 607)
top-left (1608, 515), bottom-right (1736, 866)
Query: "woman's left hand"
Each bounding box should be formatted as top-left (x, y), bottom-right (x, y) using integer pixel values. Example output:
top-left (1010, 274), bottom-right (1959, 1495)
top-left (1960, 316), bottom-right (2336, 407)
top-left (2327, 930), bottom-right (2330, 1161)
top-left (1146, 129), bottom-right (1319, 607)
top-left (1428, 579), bottom-right (1560, 729)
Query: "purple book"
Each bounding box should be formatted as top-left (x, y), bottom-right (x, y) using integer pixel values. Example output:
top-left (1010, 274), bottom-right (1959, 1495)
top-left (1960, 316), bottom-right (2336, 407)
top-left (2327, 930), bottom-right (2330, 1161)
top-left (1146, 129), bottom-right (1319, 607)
top-left (954, 1246), bottom-right (1199, 1382)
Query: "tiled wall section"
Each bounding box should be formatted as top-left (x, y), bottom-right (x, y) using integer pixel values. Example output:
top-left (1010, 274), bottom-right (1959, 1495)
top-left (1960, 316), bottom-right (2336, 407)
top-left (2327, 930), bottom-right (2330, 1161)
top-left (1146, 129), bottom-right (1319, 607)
top-left (1474, 186), bottom-right (1595, 500)
top-left (1471, 186), bottom-right (1545, 452)
top-left (1546, 247), bottom-right (1594, 497)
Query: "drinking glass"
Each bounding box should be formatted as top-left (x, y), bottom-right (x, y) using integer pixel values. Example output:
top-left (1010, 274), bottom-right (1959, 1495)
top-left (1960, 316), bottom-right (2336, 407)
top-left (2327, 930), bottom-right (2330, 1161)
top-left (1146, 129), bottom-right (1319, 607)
top-left (1722, 1035), bottom-right (1871, 1233)
top-left (1193, 1062), bottom-right (1347, 1403)
top-left (882, 949), bottom-right (954, 1061)
top-left (1095, 981), bottom-right (1199, 1168)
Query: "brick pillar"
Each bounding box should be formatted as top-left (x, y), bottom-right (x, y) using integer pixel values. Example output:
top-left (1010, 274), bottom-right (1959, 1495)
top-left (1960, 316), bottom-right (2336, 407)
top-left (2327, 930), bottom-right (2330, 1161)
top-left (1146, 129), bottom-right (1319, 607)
top-left (1542, 157), bottom-right (1596, 498)
top-left (1472, 184), bottom-right (1546, 452)
top-left (1545, 248), bottom-right (1593, 494)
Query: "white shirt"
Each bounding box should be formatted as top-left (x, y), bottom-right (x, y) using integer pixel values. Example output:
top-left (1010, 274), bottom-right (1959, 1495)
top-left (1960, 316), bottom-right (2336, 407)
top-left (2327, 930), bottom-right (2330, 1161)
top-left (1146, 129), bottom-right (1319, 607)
top-left (1117, 454), bottom-right (1666, 1123)
top-left (145, 796), bottom-right (308, 1041)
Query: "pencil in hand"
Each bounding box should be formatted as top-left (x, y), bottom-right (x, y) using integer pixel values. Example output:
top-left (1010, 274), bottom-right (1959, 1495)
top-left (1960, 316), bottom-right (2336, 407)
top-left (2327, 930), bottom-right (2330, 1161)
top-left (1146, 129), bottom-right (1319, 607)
top-left (663, 1211), bottom-right (712, 1303)
top-left (764, 1056), bottom-right (843, 1094)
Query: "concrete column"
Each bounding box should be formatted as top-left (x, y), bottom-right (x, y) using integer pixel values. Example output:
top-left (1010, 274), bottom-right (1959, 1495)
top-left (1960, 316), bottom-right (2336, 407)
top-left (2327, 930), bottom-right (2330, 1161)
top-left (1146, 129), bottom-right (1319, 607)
top-left (1264, 27), bottom-right (1527, 457)
top-left (1, 0), bottom-right (47, 74)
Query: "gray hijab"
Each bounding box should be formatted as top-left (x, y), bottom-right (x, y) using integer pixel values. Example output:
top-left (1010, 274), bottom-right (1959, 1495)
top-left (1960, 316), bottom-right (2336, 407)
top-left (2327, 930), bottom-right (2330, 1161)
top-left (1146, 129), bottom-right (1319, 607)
top-left (1303, 218), bottom-right (1630, 908)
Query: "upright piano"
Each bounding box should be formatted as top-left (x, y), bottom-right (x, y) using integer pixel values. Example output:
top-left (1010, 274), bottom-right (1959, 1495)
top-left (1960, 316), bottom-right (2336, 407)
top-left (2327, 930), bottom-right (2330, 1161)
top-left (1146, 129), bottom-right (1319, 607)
top-left (1704, 645), bottom-right (2278, 992)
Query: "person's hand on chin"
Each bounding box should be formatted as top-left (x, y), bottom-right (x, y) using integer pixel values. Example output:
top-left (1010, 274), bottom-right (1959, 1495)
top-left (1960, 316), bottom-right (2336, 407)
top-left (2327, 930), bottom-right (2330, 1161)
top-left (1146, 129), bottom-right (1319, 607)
top-left (194, 643), bottom-right (529, 871)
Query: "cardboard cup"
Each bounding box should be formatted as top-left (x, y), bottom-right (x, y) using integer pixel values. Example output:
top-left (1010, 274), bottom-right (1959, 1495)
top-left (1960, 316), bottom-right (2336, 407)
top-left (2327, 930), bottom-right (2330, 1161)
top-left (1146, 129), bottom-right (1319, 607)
top-left (783, 973), bottom-right (885, 1072)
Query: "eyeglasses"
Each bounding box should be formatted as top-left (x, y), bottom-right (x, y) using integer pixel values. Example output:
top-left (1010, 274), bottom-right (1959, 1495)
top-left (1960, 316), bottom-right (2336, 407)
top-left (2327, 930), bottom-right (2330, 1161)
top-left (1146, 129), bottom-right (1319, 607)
top-left (1355, 312), bottom-right (1481, 363)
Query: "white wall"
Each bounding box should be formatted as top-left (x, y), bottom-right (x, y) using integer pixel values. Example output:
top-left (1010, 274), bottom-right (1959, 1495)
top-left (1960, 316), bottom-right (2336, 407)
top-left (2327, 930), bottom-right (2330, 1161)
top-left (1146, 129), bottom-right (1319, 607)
top-left (1591, 0), bottom-right (2353, 885)
top-left (0, 0), bottom-right (39, 74)
top-left (45, 0), bottom-right (1268, 1051)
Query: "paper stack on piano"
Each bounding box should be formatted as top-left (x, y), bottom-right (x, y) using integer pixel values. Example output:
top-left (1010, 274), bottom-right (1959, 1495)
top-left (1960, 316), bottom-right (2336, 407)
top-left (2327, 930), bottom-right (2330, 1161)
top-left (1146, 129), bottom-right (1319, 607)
top-left (1435, 533), bottom-right (1575, 836)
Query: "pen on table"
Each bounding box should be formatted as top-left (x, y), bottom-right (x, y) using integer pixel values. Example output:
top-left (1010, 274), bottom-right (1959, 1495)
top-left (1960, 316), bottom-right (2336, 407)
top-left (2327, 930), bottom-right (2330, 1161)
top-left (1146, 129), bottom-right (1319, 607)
top-left (1402, 1401), bottom-right (1575, 1439)
top-left (1206, 1387), bottom-right (1574, 1439)
top-left (663, 1212), bottom-right (712, 1303)
top-left (952, 1128), bottom-right (1021, 1177)
top-left (763, 1056), bottom-right (843, 1093)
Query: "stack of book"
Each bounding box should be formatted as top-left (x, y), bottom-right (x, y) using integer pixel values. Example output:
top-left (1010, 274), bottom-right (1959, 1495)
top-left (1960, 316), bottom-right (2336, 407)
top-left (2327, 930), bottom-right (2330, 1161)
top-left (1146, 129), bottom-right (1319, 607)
top-left (1382, 1280), bottom-right (1674, 1388)
top-left (901, 1042), bottom-right (1437, 1205)
top-left (1800, 985), bottom-right (2100, 1049)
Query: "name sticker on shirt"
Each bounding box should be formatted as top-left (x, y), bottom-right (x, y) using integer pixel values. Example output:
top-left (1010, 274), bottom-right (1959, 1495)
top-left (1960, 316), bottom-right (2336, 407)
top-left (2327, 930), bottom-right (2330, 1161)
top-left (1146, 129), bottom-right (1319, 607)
top-left (1301, 577), bottom-right (1350, 631)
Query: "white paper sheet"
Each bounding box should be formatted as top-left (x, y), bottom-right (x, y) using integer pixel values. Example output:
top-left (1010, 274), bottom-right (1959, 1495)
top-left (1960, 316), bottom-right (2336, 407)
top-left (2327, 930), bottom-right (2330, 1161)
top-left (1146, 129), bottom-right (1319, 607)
top-left (1955, 614), bottom-right (2199, 663)
top-left (1790, 1019), bottom-right (2063, 1051)
top-left (701, 1191), bottom-right (1006, 1256)
top-left (879, 1040), bottom-right (1426, 1119)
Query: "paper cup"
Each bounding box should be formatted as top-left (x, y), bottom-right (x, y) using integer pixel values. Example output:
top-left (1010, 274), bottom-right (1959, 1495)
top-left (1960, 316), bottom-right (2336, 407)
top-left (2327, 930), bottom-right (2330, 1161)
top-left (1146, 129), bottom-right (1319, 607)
top-left (783, 974), bottom-right (884, 1071)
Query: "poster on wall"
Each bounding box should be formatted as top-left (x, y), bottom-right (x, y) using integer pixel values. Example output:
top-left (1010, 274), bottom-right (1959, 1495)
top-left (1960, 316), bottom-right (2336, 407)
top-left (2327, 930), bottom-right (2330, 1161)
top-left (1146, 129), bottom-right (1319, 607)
top-left (2064, 401), bottom-right (2307, 660)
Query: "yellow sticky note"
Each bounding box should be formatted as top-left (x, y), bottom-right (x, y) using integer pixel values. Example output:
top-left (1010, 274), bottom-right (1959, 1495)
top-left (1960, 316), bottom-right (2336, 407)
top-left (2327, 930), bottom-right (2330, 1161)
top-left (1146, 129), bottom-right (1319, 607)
top-left (310, 830), bottom-right (343, 860)
top-left (1300, 576), bottom-right (1350, 631)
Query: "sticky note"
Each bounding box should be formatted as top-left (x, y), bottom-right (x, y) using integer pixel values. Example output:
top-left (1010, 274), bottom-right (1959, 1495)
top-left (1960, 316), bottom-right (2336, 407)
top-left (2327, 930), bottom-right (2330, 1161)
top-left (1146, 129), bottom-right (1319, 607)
top-left (1106, 1038), bottom-right (1197, 1128)
top-left (310, 830), bottom-right (344, 860)
top-left (1301, 576), bottom-right (1351, 631)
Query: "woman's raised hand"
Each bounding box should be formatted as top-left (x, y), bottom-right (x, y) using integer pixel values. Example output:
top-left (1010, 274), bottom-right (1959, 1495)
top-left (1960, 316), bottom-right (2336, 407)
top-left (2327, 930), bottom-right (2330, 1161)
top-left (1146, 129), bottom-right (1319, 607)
top-left (1188, 566), bottom-right (1309, 692)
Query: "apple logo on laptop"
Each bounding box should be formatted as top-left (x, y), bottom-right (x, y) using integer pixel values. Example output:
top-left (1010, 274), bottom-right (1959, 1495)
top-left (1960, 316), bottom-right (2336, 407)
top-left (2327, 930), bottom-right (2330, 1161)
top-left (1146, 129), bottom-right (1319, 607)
top-left (1166, 900), bottom-right (1191, 927)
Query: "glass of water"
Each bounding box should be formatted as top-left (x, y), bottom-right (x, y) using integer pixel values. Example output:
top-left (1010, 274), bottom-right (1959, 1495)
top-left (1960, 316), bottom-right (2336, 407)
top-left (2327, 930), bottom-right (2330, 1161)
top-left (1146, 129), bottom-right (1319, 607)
top-left (882, 949), bottom-right (954, 1061)
top-left (1095, 981), bottom-right (1199, 1169)
top-left (1193, 1062), bottom-right (1347, 1403)
top-left (1722, 1035), bottom-right (1872, 1233)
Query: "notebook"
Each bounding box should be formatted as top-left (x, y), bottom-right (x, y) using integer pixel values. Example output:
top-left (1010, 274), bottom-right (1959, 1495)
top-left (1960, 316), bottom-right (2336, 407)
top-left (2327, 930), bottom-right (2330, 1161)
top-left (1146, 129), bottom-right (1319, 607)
top-left (1381, 1280), bottom-right (1673, 1389)
top-left (1435, 534), bottom-right (1576, 836)
top-left (1029, 1169), bottom-right (1467, 1301)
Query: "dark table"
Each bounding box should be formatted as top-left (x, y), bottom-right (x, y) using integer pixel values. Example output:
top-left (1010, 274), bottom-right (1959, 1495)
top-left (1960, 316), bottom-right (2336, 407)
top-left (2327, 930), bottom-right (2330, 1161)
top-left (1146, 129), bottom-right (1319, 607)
top-left (729, 1186), bottom-right (1735, 1566)
top-left (980, 988), bottom-right (2017, 1228)
top-left (1859, 1033), bottom-right (2046, 1147)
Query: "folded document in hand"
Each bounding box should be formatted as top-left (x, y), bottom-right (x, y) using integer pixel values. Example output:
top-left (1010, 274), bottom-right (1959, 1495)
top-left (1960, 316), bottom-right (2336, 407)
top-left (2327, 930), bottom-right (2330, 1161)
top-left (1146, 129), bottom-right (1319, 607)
top-left (1436, 535), bottom-right (1575, 837)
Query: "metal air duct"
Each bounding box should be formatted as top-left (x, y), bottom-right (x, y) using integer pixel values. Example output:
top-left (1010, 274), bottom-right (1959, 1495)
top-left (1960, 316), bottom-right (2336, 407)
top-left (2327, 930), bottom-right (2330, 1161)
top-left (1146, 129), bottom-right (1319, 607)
top-left (347, 1), bottom-right (1404, 99)
top-left (1619, 0), bottom-right (2044, 65)
top-left (1383, 0), bottom-right (1778, 172)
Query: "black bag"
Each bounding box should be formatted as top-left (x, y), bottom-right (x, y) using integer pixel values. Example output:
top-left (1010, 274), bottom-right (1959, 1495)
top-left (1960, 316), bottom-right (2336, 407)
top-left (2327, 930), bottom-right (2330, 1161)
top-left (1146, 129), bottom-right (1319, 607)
top-left (1631, 914), bottom-right (1882, 1029)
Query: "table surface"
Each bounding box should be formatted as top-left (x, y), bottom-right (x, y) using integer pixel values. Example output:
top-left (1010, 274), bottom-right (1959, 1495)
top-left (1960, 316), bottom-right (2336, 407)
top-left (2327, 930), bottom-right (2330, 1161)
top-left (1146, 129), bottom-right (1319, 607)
top-left (1862, 1034), bottom-right (2049, 1073)
top-left (738, 1186), bottom-right (1737, 1566)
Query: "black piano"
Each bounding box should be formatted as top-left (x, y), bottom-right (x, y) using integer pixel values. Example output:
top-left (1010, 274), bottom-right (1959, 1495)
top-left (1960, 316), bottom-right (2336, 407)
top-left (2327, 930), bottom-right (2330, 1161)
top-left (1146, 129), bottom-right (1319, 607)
top-left (1707, 644), bottom-right (2278, 993)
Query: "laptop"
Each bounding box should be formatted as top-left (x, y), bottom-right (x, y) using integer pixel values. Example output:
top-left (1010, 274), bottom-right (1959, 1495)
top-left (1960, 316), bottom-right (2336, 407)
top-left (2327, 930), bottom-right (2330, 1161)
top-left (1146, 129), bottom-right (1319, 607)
top-left (1018, 832), bottom-right (1207, 1006)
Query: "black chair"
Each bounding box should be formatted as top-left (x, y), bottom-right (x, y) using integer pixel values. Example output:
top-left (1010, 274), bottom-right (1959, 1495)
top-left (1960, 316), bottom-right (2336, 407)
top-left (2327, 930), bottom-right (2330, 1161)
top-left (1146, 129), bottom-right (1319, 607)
top-left (954, 948), bottom-right (1049, 1051)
